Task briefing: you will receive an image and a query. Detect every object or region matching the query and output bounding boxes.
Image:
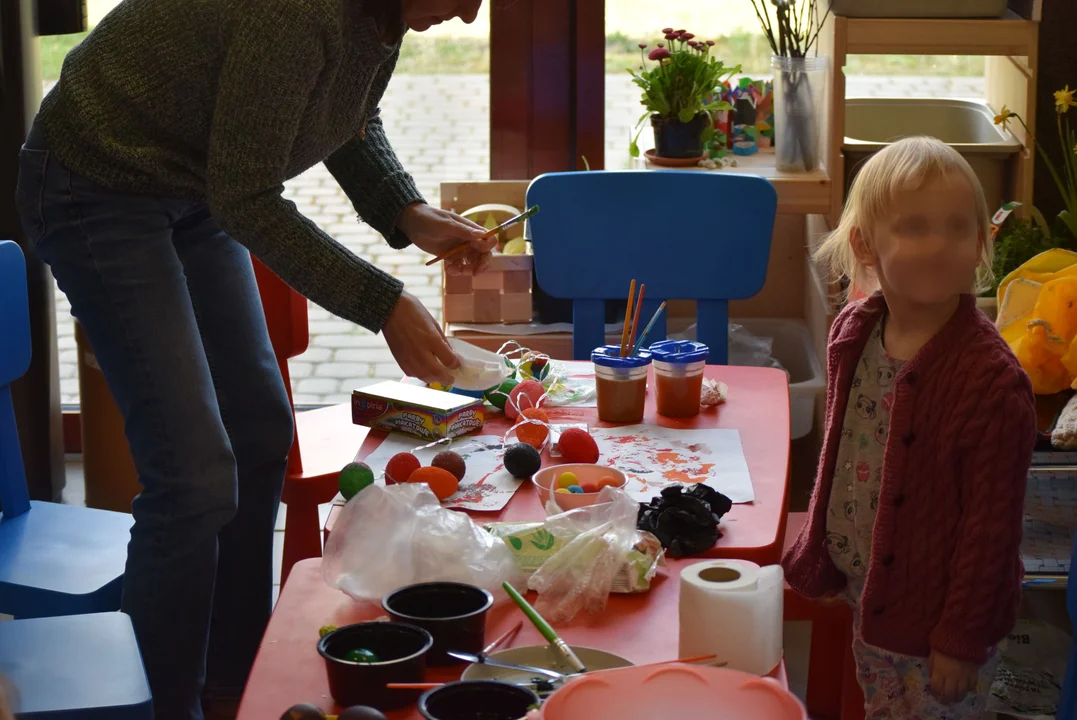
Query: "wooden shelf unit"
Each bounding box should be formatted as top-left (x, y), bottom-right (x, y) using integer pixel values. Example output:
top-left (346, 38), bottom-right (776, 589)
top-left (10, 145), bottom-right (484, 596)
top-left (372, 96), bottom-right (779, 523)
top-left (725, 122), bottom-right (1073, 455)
top-left (821, 11), bottom-right (1040, 222)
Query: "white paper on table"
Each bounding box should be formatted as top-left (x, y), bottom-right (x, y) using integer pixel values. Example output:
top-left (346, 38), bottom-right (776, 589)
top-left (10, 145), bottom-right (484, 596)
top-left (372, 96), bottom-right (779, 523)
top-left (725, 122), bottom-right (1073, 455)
top-left (590, 425), bottom-right (755, 504)
top-left (362, 434), bottom-right (523, 511)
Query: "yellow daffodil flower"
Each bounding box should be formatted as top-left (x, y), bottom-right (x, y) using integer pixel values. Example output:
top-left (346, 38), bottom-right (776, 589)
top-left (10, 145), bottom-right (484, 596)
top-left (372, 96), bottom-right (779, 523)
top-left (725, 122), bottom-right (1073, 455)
top-left (1056, 85), bottom-right (1075, 113)
top-left (994, 105), bottom-right (1015, 130)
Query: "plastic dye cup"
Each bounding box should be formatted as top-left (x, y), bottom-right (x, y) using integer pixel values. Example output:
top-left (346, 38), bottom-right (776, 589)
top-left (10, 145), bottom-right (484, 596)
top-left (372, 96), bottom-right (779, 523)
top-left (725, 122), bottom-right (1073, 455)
top-left (591, 346), bottom-right (652, 424)
top-left (649, 340), bottom-right (709, 418)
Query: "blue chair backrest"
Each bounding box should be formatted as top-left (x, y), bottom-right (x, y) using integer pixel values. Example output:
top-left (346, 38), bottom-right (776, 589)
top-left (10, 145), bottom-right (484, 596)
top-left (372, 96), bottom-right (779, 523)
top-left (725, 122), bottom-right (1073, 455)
top-left (526, 171), bottom-right (777, 363)
top-left (1061, 533), bottom-right (1077, 720)
top-left (0, 240), bottom-right (32, 519)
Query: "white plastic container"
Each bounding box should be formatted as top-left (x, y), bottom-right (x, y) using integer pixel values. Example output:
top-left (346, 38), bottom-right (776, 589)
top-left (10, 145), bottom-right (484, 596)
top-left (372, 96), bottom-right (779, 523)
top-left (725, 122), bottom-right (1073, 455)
top-left (735, 318), bottom-right (825, 440)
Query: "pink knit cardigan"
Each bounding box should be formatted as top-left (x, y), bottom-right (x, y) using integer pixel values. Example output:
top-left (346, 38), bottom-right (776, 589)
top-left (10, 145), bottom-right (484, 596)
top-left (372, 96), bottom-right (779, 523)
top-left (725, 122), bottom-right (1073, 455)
top-left (782, 293), bottom-right (1037, 664)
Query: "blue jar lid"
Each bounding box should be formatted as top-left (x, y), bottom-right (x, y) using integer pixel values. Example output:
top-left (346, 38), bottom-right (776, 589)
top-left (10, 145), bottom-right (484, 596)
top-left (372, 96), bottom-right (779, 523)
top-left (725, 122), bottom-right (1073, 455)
top-left (591, 345), bottom-right (653, 368)
top-left (648, 340), bottom-right (710, 364)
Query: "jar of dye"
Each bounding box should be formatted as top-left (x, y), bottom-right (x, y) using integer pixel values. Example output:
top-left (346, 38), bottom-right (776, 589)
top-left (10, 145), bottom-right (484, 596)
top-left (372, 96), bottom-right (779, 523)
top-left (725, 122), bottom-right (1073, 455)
top-left (649, 340), bottom-right (709, 418)
top-left (591, 346), bottom-right (652, 424)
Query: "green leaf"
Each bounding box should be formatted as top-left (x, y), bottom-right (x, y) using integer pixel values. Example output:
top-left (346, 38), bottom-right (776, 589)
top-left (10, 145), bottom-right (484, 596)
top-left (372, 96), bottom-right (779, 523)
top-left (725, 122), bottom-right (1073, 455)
top-left (508, 537), bottom-right (523, 550)
top-left (1060, 209), bottom-right (1077, 241)
top-left (1030, 205), bottom-right (1053, 237)
top-left (530, 529), bottom-right (556, 551)
top-left (677, 108), bottom-right (697, 123)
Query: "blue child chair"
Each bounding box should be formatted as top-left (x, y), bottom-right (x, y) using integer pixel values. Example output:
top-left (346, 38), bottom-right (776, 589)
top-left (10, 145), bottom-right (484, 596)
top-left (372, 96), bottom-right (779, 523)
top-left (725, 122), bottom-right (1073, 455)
top-left (0, 612), bottom-right (153, 719)
top-left (526, 171), bottom-right (778, 362)
top-left (0, 240), bottom-right (132, 618)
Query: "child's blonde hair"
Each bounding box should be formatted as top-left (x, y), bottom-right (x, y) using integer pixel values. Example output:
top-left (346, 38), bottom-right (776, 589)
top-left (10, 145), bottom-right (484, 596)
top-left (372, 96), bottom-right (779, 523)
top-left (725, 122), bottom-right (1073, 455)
top-left (815, 136), bottom-right (994, 298)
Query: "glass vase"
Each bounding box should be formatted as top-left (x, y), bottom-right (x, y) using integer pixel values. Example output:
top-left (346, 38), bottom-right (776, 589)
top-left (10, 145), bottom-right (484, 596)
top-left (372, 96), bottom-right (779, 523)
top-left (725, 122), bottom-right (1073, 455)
top-left (771, 55), bottom-right (829, 173)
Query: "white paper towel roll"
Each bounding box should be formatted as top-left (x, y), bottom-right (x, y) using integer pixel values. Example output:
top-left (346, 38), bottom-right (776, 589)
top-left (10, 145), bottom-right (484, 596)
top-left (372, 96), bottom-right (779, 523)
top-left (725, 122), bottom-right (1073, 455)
top-left (678, 559), bottom-right (784, 676)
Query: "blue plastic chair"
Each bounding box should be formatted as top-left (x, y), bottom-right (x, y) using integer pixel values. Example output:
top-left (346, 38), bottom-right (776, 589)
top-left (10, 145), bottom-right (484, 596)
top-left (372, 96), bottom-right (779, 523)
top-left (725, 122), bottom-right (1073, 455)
top-left (0, 240), bottom-right (132, 618)
top-left (1059, 533), bottom-right (1077, 720)
top-left (526, 171), bottom-right (778, 363)
top-left (0, 612), bottom-right (153, 719)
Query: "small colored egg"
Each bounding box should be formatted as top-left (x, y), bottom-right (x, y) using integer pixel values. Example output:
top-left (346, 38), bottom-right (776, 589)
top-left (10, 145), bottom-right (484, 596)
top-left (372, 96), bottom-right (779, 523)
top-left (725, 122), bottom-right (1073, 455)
top-left (568, 485), bottom-right (584, 494)
top-left (280, 703), bottom-right (328, 720)
top-left (338, 707), bottom-right (388, 720)
top-left (598, 475), bottom-right (620, 489)
top-left (503, 237), bottom-right (527, 255)
top-left (557, 471), bottom-right (578, 489)
top-left (344, 648), bottom-right (379, 664)
top-left (555, 488), bottom-right (572, 494)
top-left (338, 462), bottom-right (374, 500)
top-left (580, 482), bottom-right (600, 494)
top-left (318, 624), bottom-right (338, 638)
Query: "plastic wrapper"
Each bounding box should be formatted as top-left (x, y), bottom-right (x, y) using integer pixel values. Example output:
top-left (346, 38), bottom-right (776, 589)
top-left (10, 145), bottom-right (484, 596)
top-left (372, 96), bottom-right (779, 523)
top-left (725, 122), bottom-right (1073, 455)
top-left (322, 483), bottom-right (524, 603)
top-left (484, 520), bottom-right (663, 594)
top-left (524, 487), bottom-right (641, 623)
top-left (637, 484), bottom-right (733, 558)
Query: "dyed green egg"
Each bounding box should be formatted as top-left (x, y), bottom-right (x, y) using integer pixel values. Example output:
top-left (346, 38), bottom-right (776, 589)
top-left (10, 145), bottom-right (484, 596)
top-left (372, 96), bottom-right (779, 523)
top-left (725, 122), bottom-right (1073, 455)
top-left (484, 378), bottom-right (519, 411)
top-left (339, 462), bottom-right (375, 501)
top-left (344, 648), bottom-right (380, 663)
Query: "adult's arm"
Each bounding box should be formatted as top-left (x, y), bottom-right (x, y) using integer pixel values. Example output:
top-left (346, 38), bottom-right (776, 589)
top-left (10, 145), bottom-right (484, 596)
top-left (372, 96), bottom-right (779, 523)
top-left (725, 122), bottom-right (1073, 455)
top-left (206, 0), bottom-right (402, 332)
top-left (324, 47), bottom-right (425, 251)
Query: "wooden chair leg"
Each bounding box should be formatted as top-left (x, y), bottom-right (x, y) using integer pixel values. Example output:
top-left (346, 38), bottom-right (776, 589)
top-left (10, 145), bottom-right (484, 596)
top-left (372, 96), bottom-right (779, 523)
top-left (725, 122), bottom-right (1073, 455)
top-left (804, 605), bottom-right (850, 719)
top-left (281, 500), bottom-right (321, 586)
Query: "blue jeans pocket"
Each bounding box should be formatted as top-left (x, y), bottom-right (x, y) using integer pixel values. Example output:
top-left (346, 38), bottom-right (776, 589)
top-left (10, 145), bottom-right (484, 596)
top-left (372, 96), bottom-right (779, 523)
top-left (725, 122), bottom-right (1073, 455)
top-left (15, 147), bottom-right (49, 243)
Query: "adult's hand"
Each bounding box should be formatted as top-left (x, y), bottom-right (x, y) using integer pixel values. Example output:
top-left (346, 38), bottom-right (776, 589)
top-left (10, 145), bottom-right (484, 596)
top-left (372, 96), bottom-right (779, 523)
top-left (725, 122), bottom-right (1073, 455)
top-left (382, 291), bottom-right (458, 385)
top-left (397, 202), bottom-right (497, 274)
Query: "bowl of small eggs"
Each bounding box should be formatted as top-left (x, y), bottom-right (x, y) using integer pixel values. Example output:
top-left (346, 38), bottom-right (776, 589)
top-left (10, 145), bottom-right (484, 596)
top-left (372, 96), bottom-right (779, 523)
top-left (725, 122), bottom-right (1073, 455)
top-left (532, 463), bottom-right (628, 512)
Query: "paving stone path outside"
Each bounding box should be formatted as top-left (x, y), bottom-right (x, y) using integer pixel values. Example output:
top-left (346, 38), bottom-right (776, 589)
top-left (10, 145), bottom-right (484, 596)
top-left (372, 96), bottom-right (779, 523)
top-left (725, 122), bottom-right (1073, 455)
top-left (52, 73), bottom-right (983, 405)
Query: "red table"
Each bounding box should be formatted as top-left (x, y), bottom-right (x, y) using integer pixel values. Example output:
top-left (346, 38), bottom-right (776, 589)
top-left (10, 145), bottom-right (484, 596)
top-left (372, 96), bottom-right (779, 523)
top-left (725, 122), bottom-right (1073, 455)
top-left (236, 558), bottom-right (790, 719)
top-left (325, 365), bottom-right (792, 565)
top-left (239, 365), bottom-right (791, 718)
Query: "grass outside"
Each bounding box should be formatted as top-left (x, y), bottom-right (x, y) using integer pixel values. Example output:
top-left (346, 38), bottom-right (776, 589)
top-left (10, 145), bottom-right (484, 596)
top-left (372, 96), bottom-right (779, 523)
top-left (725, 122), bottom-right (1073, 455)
top-left (42, 31), bottom-right (983, 83)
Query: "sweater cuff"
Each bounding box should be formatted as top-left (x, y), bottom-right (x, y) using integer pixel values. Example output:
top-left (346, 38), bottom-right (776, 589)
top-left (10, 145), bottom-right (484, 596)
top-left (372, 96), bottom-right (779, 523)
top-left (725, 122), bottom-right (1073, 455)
top-left (365, 269), bottom-right (406, 334)
top-left (366, 171), bottom-right (424, 247)
top-left (928, 623), bottom-right (991, 665)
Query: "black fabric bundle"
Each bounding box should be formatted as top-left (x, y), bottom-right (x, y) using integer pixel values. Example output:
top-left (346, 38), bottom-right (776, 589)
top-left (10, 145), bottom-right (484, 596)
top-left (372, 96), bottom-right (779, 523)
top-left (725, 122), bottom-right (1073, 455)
top-left (637, 485), bottom-right (733, 558)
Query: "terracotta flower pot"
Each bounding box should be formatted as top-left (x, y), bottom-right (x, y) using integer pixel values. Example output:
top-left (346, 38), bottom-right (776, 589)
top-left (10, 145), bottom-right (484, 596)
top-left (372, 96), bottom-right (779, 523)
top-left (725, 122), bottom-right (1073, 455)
top-left (651, 113), bottom-right (708, 159)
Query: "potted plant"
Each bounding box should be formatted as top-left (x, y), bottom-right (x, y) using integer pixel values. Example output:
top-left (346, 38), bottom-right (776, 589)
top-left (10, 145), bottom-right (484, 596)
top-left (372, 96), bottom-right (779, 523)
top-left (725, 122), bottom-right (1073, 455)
top-left (988, 83), bottom-right (1077, 306)
top-left (628, 30), bottom-right (740, 160)
top-left (750, 0), bottom-right (832, 172)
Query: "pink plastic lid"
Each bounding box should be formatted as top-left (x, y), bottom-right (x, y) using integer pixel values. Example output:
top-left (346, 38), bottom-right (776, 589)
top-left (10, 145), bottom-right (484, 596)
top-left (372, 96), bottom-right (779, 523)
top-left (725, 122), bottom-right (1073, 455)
top-left (540, 664), bottom-right (806, 720)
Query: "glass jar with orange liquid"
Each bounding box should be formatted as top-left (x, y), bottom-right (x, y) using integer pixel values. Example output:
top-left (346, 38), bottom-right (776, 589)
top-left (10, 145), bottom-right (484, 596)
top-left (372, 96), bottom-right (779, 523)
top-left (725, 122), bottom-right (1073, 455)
top-left (649, 340), bottom-right (709, 418)
top-left (591, 345), bottom-right (652, 424)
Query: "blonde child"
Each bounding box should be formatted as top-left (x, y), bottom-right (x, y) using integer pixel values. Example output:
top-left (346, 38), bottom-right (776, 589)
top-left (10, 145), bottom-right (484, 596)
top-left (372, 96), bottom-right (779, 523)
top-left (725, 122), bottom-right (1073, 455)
top-left (783, 136), bottom-right (1037, 717)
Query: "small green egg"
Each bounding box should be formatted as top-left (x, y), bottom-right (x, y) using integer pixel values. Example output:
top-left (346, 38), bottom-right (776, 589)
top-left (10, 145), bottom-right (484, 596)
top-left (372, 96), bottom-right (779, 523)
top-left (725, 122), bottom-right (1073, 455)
top-left (343, 648), bottom-right (380, 663)
top-left (339, 462), bottom-right (375, 500)
top-left (484, 378), bottom-right (519, 411)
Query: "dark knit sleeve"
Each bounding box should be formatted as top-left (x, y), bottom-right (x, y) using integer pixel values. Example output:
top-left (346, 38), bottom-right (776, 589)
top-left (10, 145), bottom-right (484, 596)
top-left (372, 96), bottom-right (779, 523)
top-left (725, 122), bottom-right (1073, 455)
top-left (929, 367), bottom-right (1036, 664)
top-left (206, 1), bottom-right (403, 333)
top-left (324, 48), bottom-right (425, 251)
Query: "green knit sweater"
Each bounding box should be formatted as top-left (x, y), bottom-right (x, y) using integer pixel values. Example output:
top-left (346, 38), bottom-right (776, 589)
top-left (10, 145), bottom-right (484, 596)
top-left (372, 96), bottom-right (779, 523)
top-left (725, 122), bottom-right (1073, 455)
top-left (39, 0), bottom-right (424, 332)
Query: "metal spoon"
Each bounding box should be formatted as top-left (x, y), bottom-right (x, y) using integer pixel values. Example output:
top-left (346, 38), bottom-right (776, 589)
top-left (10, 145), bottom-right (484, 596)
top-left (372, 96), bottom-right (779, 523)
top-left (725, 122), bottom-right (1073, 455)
top-left (446, 650), bottom-right (567, 680)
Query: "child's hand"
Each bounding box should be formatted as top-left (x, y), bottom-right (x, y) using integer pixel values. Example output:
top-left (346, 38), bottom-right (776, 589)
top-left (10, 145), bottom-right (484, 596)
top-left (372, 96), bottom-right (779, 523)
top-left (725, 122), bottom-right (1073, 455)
top-left (928, 650), bottom-right (980, 703)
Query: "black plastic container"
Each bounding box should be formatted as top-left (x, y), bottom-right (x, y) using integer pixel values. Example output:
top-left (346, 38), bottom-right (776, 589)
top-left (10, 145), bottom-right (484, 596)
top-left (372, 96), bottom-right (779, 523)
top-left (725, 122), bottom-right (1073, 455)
top-left (418, 680), bottom-right (540, 720)
top-left (317, 622), bottom-right (433, 710)
top-left (382, 582), bottom-right (494, 666)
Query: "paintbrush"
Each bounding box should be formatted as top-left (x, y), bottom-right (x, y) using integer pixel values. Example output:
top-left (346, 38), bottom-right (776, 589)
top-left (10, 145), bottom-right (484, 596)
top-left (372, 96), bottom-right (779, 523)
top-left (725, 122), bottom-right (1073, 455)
top-left (619, 279), bottom-right (636, 356)
top-left (502, 581), bottom-right (587, 674)
top-left (484, 621), bottom-right (524, 655)
top-left (630, 301), bottom-right (667, 356)
top-left (424, 205), bottom-right (540, 266)
top-left (627, 283), bottom-right (645, 355)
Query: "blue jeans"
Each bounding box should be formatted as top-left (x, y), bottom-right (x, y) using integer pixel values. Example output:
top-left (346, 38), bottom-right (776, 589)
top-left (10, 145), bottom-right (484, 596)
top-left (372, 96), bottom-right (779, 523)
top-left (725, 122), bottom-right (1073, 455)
top-left (15, 122), bottom-right (293, 720)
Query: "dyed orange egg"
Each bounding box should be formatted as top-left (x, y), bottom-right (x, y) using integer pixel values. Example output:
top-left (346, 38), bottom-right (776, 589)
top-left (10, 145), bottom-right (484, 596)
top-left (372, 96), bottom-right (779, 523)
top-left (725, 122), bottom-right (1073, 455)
top-left (516, 407), bottom-right (550, 449)
top-left (408, 466), bottom-right (459, 501)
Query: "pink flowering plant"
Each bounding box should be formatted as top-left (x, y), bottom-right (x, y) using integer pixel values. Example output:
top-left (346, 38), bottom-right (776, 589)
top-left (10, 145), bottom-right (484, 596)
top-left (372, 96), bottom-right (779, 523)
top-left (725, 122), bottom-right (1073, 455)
top-left (628, 29), bottom-right (740, 157)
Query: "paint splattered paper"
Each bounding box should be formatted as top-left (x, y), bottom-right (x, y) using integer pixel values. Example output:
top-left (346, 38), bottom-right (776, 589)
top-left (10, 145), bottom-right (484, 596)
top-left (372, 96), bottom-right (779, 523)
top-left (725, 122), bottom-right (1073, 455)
top-left (363, 434), bottom-right (522, 511)
top-left (590, 425), bottom-right (755, 504)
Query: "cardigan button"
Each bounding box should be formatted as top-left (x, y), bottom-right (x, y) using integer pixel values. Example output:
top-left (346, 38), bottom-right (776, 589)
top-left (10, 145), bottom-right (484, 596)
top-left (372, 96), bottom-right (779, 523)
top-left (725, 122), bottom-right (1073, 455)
top-left (893, 493), bottom-right (906, 507)
top-left (906, 372), bottom-right (919, 385)
top-left (903, 433), bottom-right (915, 446)
top-left (872, 606), bottom-right (886, 616)
top-left (882, 554), bottom-right (895, 566)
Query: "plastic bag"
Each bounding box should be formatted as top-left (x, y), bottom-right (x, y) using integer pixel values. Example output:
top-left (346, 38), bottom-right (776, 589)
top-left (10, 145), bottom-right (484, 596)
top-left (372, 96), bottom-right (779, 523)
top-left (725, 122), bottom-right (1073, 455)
top-left (527, 487), bottom-right (640, 623)
top-left (322, 483), bottom-right (524, 603)
top-left (446, 338), bottom-right (512, 391)
top-left (670, 323), bottom-right (786, 371)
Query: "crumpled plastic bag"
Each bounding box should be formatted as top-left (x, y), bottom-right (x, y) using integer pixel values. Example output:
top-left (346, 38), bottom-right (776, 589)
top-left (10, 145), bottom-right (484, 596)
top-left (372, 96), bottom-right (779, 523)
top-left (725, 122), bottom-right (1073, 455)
top-left (997, 249), bottom-right (1077, 394)
top-left (637, 484), bottom-right (733, 558)
top-left (526, 487), bottom-right (640, 623)
top-left (671, 323), bottom-right (786, 371)
top-left (322, 483), bottom-right (524, 603)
